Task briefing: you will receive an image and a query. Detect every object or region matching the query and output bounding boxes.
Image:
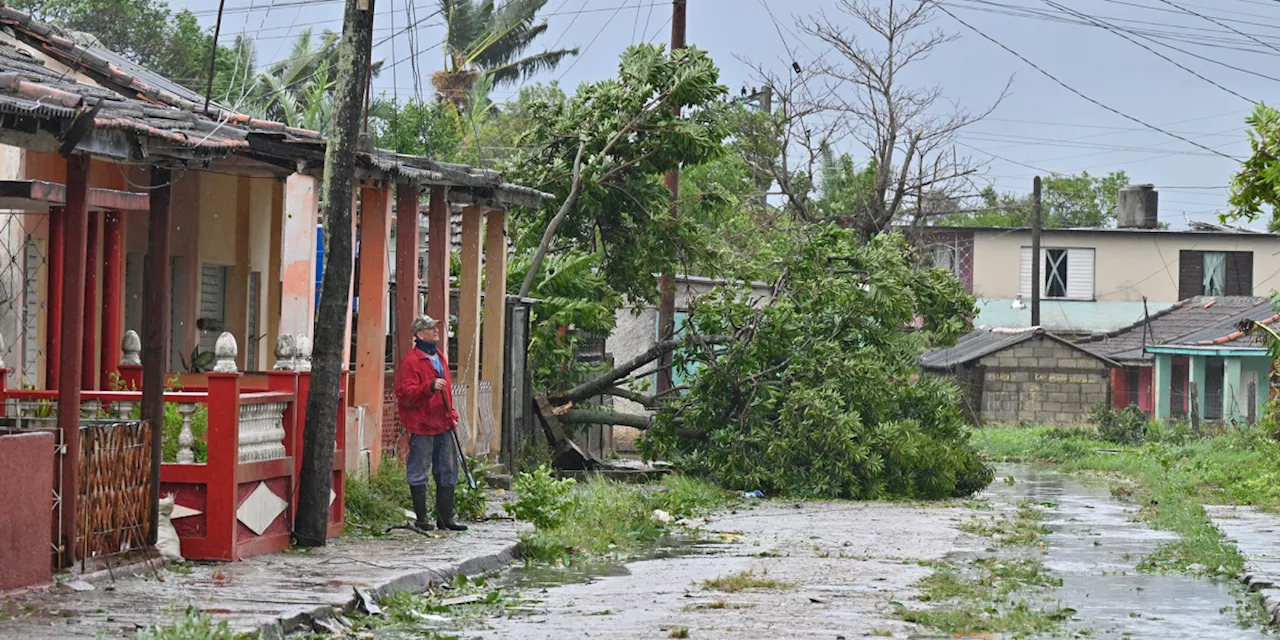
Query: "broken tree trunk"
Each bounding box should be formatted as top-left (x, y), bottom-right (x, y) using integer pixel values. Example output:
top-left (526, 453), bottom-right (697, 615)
top-left (550, 335), bottom-right (729, 406)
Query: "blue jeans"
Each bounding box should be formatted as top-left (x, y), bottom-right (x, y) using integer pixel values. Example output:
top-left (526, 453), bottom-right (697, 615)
top-left (406, 431), bottom-right (459, 488)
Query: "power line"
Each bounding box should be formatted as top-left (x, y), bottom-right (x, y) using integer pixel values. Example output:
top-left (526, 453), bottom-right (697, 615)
top-left (1153, 0), bottom-right (1280, 55)
top-left (556, 0), bottom-right (632, 81)
top-left (937, 4), bottom-right (1241, 162)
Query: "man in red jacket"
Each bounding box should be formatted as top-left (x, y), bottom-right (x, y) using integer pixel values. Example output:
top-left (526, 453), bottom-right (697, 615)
top-left (395, 315), bottom-right (468, 532)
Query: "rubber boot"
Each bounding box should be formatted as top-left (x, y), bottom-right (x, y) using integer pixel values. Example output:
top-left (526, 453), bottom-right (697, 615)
top-left (435, 485), bottom-right (469, 531)
top-left (410, 484), bottom-right (434, 532)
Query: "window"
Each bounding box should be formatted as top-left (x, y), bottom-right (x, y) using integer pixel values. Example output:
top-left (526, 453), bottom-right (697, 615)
top-left (1020, 247), bottom-right (1095, 301)
top-left (653, 311), bottom-right (703, 389)
top-left (1178, 250), bottom-right (1252, 298)
top-left (927, 245), bottom-right (958, 275)
top-left (197, 264), bottom-right (228, 355)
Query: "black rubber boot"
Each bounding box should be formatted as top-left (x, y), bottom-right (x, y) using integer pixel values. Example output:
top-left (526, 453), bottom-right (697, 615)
top-left (435, 485), bottom-right (469, 531)
top-left (410, 484), bottom-right (435, 532)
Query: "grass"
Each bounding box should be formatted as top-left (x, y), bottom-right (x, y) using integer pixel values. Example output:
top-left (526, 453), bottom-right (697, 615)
top-left (683, 600), bottom-right (756, 611)
top-left (344, 458), bottom-right (490, 532)
top-left (350, 573), bottom-right (508, 636)
top-left (973, 423), bottom-right (1274, 576)
top-left (702, 569), bottom-right (793, 592)
top-left (518, 474), bottom-right (731, 563)
top-left (893, 556), bottom-right (1072, 636)
top-left (959, 500), bottom-right (1052, 546)
top-left (135, 606), bottom-right (255, 640)
top-left (668, 628), bottom-right (690, 638)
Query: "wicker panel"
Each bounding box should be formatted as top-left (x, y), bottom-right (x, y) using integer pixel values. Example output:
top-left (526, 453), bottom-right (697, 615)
top-left (77, 420), bottom-right (152, 561)
top-left (475, 381), bottom-right (494, 458)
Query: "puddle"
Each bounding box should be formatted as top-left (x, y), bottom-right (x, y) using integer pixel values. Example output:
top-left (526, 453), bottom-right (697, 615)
top-left (986, 464), bottom-right (1270, 639)
top-left (501, 536), bottom-right (721, 590)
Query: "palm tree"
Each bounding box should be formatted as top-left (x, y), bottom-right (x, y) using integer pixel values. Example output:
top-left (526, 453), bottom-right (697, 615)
top-left (244, 28), bottom-right (385, 133)
top-left (433, 0), bottom-right (578, 110)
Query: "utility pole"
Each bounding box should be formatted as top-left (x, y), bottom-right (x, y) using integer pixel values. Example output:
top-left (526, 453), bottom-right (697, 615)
top-left (294, 0), bottom-right (377, 548)
top-left (656, 0), bottom-right (687, 394)
top-left (1031, 176), bottom-right (1042, 328)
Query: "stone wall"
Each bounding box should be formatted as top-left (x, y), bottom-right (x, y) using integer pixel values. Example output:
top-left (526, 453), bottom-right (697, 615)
top-left (978, 335), bottom-right (1111, 424)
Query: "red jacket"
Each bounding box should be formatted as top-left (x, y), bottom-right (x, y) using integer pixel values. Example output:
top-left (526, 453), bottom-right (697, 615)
top-left (395, 347), bottom-right (459, 436)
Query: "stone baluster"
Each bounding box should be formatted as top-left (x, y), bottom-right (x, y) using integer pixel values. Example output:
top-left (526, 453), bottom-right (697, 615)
top-left (115, 400), bottom-right (134, 421)
top-left (272, 334), bottom-right (297, 371)
top-left (238, 401), bottom-right (288, 462)
top-left (176, 403), bottom-right (197, 464)
top-left (213, 332), bottom-right (238, 374)
top-left (120, 330), bottom-right (142, 366)
top-left (296, 334), bottom-right (312, 372)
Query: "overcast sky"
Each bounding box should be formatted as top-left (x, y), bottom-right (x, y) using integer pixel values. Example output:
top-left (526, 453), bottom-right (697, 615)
top-left (165, 0), bottom-right (1280, 227)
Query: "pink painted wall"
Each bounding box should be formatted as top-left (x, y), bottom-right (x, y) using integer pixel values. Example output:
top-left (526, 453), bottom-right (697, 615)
top-left (0, 431), bottom-right (54, 593)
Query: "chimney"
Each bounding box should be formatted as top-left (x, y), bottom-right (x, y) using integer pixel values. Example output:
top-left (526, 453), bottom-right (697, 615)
top-left (1117, 184), bottom-right (1159, 229)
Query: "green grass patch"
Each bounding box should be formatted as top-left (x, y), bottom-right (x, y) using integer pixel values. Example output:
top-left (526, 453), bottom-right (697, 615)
top-left (973, 424), bottom-right (1269, 576)
top-left (959, 500), bottom-right (1052, 546)
top-left (344, 458), bottom-right (491, 533)
top-left (894, 555), bottom-right (1071, 636)
top-left (136, 606), bottom-right (257, 640)
top-left (349, 573), bottom-right (507, 637)
top-left (516, 474), bottom-right (731, 563)
top-left (702, 569), bottom-right (792, 592)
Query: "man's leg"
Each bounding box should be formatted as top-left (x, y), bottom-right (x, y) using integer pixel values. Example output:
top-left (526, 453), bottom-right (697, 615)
top-left (433, 431), bottom-right (467, 531)
top-left (406, 434), bottom-right (434, 531)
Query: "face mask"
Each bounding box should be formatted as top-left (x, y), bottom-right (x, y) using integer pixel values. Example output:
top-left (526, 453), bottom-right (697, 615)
top-left (415, 339), bottom-right (438, 355)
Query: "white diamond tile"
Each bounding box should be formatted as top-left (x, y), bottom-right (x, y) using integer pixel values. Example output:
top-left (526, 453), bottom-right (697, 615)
top-left (171, 504), bottom-right (203, 520)
top-left (329, 489), bottom-right (336, 506)
top-left (236, 482), bottom-right (288, 536)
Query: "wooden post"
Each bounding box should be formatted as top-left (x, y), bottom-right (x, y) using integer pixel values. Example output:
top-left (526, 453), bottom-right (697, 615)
top-left (100, 211), bottom-right (123, 389)
top-left (457, 206), bottom-right (483, 453)
top-left (81, 212), bottom-right (99, 389)
top-left (266, 180), bottom-right (284, 368)
top-left (141, 167), bottom-right (172, 545)
top-left (1189, 380), bottom-right (1200, 435)
top-left (355, 183), bottom-right (391, 470)
top-left (46, 206), bottom-right (64, 389)
top-left (394, 183), bottom-right (420, 360)
top-left (425, 185), bottom-right (449, 326)
top-left (56, 155), bottom-right (90, 566)
top-left (482, 208), bottom-right (508, 456)
top-left (1248, 381), bottom-right (1258, 426)
top-left (1031, 176), bottom-right (1042, 327)
top-left (228, 176), bottom-right (252, 370)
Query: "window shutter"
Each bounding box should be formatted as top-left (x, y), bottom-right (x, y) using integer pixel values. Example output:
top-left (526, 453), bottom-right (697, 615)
top-left (1019, 247), bottom-right (1034, 298)
top-left (1225, 251), bottom-right (1254, 296)
top-left (1066, 248), bottom-right (1095, 300)
top-left (198, 264), bottom-right (227, 354)
top-left (1179, 250), bottom-right (1204, 299)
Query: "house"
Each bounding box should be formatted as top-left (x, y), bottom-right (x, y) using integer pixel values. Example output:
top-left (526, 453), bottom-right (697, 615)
top-left (921, 327), bottom-right (1118, 425)
top-left (913, 185), bottom-right (1280, 335)
top-left (0, 4), bottom-right (547, 586)
top-left (1077, 296), bottom-right (1274, 423)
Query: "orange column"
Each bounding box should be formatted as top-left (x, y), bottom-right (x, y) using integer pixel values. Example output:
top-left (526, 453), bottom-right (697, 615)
top-left (355, 183), bottom-right (391, 470)
top-left (394, 183), bottom-right (420, 359)
top-left (425, 186), bottom-right (449, 327)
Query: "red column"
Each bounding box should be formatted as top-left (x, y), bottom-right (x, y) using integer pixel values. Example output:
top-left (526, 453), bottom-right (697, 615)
top-left (204, 372), bottom-right (241, 560)
top-left (81, 212), bottom-right (99, 390)
top-left (1111, 368), bottom-right (1127, 410)
top-left (56, 155), bottom-right (89, 567)
top-left (395, 183), bottom-right (420, 360)
top-left (46, 207), bottom-right (64, 390)
top-left (426, 185), bottom-right (449, 326)
top-left (100, 211), bottom-right (123, 390)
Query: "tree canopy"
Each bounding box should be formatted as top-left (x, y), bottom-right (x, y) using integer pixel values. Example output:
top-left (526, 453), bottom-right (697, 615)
top-left (940, 171), bottom-right (1130, 228)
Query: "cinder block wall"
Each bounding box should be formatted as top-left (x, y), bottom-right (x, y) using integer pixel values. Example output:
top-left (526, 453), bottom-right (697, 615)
top-left (978, 336), bottom-right (1110, 424)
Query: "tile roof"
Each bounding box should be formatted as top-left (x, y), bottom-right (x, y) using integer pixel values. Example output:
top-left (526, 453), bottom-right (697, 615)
top-left (1074, 296), bottom-right (1272, 361)
top-left (0, 6), bottom-right (551, 207)
top-left (921, 327), bottom-right (1116, 369)
top-left (1163, 301), bottom-right (1278, 349)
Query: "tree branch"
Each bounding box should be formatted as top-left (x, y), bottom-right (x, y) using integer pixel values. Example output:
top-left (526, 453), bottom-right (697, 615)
top-left (550, 335), bottom-right (731, 405)
top-left (519, 140), bottom-right (586, 298)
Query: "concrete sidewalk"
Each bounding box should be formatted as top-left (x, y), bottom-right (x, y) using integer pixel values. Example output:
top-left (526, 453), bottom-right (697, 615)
top-left (0, 519), bottom-right (523, 639)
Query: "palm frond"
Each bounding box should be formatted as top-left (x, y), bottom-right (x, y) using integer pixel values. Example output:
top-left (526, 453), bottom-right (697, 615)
top-left (474, 22), bottom-right (549, 69)
top-left (484, 47), bottom-right (578, 88)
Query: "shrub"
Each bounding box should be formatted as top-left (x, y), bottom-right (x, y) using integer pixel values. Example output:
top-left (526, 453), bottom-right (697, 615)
top-left (504, 465), bottom-right (575, 529)
top-left (643, 229), bottom-right (992, 500)
top-left (454, 456), bottom-right (491, 520)
top-left (161, 403), bottom-right (208, 463)
top-left (136, 607), bottom-right (234, 640)
top-left (1092, 404), bottom-right (1148, 445)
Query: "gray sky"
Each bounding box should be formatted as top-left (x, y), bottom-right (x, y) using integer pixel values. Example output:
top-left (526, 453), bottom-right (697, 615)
top-left (167, 0), bottom-right (1279, 227)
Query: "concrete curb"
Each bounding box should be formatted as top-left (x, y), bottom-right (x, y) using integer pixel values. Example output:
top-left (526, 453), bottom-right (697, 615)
top-left (1238, 570), bottom-right (1280, 626)
top-left (254, 541), bottom-right (523, 639)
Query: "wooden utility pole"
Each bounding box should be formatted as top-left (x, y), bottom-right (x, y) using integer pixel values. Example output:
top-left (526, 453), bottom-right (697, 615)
top-left (656, 0), bottom-right (687, 394)
top-left (1030, 175), bottom-right (1042, 327)
top-left (294, 0), bottom-right (377, 548)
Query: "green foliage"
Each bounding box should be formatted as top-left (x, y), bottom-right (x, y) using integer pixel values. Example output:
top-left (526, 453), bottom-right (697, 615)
top-left (345, 460), bottom-right (414, 529)
top-left (507, 250), bottom-right (620, 391)
top-left (1092, 404), bottom-right (1151, 445)
top-left (1230, 103), bottom-right (1280, 225)
top-left (644, 228), bottom-right (991, 500)
top-left (503, 44), bottom-right (730, 304)
top-left (941, 171), bottom-right (1130, 228)
top-left (161, 403), bottom-right (208, 464)
top-left (894, 556), bottom-right (1071, 636)
top-left (135, 606), bottom-right (237, 640)
top-left (179, 347), bottom-right (215, 374)
top-left (454, 456), bottom-right (491, 520)
top-left (504, 465), bottom-right (575, 529)
top-left (370, 98), bottom-right (464, 159)
top-left (516, 474), bottom-right (729, 563)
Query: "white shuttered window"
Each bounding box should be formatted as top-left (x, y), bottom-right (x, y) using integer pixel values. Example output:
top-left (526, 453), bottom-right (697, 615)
top-left (1019, 247), bottom-right (1095, 301)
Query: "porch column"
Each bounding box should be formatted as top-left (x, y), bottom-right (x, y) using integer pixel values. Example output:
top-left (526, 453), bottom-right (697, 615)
top-left (394, 183), bottom-right (420, 358)
top-left (46, 206), bottom-right (63, 389)
top-left (80, 212), bottom-right (99, 389)
top-left (1188, 355), bottom-right (1207, 421)
top-left (100, 211), bottom-right (123, 389)
top-left (355, 183), bottom-right (391, 470)
top-left (141, 167), bottom-right (172, 546)
top-left (280, 173), bottom-right (318, 336)
top-left (457, 205), bottom-right (483, 454)
top-left (227, 176), bottom-right (252, 369)
top-left (56, 155), bottom-right (90, 566)
top-left (481, 208), bottom-right (507, 456)
top-left (1153, 353), bottom-right (1172, 421)
top-left (343, 190), bottom-right (358, 370)
top-left (1224, 357), bottom-right (1243, 424)
top-left (425, 185), bottom-right (449, 326)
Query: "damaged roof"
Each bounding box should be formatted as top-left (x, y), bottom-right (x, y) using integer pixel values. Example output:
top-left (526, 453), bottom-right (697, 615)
top-left (1075, 297), bottom-right (1272, 361)
top-left (921, 327), bottom-right (1116, 369)
top-left (0, 5), bottom-right (550, 208)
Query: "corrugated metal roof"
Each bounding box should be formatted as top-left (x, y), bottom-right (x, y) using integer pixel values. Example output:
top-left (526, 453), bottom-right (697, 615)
top-left (1075, 297), bottom-right (1270, 361)
top-left (922, 327), bottom-right (1118, 369)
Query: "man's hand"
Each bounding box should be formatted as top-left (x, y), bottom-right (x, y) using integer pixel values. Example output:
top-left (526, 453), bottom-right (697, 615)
top-left (433, 378), bottom-right (446, 392)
